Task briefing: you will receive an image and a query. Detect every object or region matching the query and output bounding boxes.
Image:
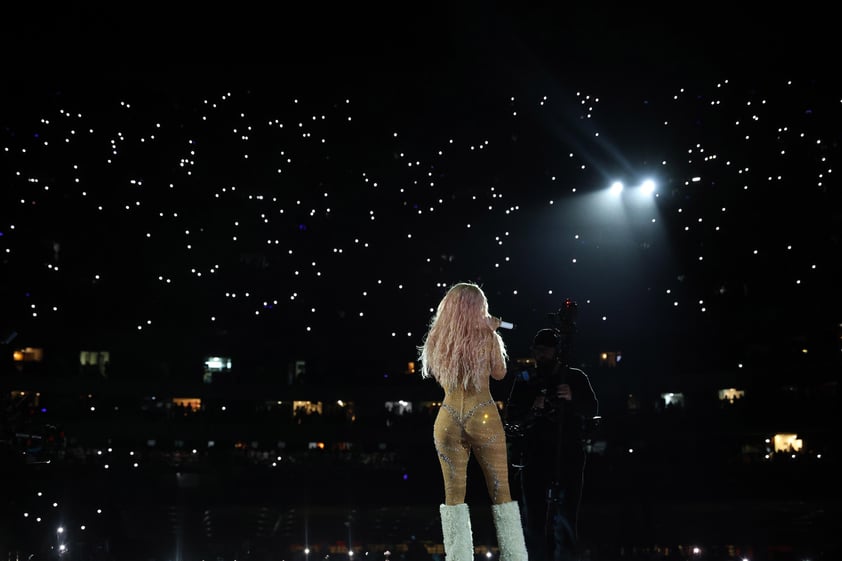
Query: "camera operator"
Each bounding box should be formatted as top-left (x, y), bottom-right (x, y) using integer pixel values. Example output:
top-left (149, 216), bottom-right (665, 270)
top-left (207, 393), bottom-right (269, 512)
top-left (505, 327), bottom-right (599, 561)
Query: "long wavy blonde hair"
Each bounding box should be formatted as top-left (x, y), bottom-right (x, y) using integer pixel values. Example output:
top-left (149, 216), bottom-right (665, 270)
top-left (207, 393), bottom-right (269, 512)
top-left (418, 282), bottom-right (507, 391)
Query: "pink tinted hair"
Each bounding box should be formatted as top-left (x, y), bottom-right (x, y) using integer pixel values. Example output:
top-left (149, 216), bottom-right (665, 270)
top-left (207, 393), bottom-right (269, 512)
top-left (418, 282), bottom-right (507, 391)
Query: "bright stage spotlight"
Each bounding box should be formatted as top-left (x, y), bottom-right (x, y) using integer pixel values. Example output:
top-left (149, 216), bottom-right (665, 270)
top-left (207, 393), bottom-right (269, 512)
top-left (641, 179), bottom-right (656, 195)
top-left (609, 181), bottom-right (623, 196)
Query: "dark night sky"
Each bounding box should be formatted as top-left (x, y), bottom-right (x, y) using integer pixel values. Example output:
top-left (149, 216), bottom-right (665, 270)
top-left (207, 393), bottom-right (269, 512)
top-left (1, 5), bottom-right (839, 380)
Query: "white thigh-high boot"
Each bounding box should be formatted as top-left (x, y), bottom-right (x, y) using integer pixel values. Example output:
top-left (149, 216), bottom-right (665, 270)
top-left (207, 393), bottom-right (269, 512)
top-left (491, 501), bottom-right (528, 561)
top-left (439, 503), bottom-right (474, 561)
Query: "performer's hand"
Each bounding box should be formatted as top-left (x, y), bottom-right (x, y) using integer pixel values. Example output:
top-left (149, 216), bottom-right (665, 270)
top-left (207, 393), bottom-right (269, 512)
top-left (487, 316), bottom-right (502, 330)
top-left (556, 384), bottom-right (573, 401)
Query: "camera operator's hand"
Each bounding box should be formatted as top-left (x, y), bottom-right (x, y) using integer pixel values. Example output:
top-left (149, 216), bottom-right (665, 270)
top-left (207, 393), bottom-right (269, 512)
top-left (556, 384), bottom-right (573, 401)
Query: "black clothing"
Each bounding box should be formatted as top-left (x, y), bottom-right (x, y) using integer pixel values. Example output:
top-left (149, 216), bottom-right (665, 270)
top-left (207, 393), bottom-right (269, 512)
top-left (504, 362), bottom-right (598, 561)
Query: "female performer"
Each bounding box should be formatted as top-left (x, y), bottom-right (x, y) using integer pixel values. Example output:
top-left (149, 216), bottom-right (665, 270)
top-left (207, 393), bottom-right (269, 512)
top-left (418, 282), bottom-right (528, 561)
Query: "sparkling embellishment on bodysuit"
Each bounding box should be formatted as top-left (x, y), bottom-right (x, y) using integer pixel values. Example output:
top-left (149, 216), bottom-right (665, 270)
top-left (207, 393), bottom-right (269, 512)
top-left (441, 398), bottom-right (495, 429)
top-left (435, 444), bottom-right (457, 480)
top-left (475, 431), bottom-right (502, 501)
top-left (435, 398), bottom-right (500, 495)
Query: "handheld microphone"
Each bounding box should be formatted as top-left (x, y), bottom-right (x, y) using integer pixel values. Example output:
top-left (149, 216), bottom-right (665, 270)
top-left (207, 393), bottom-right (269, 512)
top-left (499, 320), bottom-right (515, 330)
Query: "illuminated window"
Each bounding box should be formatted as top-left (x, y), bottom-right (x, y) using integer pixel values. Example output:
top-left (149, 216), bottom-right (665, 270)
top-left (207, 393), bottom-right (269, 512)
top-left (660, 392), bottom-right (685, 408)
top-left (80, 351), bottom-right (110, 366)
top-left (289, 359), bottom-right (306, 383)
top-left (599, 351), bottom-right (622, 367)
top-left (204, 356), bottom-right (232, 371)
top-left (203, 356), bottom-right (233, 384)
top-left (172, 398), bottom-right (202, 412)
top-left (773, 433), bottom-right (802, 453)
top-left (293, 401), bottom-right (323, 415)
top-left (385, 400), bottom-right (413, 415)
top-left (13, 347), bottom-right (43, 362)
top-left (80, 351), bottom-right (110, 377)
top-left (718, 388), bottom-right (745, 404)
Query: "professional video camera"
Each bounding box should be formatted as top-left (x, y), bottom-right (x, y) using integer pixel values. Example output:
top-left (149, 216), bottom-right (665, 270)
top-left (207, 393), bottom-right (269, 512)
top-left (550, 297), bottom-right (578, 337)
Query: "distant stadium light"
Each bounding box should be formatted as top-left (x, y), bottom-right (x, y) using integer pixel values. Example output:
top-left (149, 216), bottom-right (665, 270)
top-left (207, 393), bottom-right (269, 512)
top-left (609, 181), bottom-right (623, 195)
top-left (641, 179), bottom-right (656, 195)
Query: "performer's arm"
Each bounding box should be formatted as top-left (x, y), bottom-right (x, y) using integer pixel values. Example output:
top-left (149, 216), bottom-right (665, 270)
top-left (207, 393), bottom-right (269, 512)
top-left (489, 333), bottom-right (507, 381)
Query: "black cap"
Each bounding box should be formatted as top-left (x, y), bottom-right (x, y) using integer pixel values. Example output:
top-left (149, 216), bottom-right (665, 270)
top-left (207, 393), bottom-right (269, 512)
top-left (532, 328), bottom-right (560, 348)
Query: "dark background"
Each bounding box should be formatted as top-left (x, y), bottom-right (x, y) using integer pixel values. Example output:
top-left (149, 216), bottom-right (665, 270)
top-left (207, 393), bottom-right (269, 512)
top-left (1, 4), bottom-right (841, 560)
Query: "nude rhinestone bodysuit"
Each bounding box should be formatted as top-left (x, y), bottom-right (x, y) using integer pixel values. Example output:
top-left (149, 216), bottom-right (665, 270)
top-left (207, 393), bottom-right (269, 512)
top-left (434, 376), bottom-right (513, 506)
